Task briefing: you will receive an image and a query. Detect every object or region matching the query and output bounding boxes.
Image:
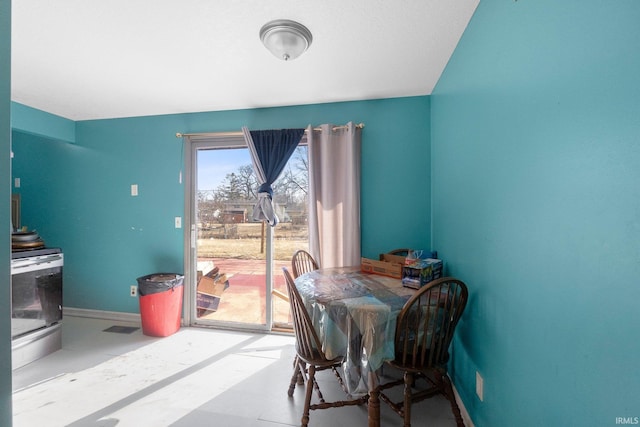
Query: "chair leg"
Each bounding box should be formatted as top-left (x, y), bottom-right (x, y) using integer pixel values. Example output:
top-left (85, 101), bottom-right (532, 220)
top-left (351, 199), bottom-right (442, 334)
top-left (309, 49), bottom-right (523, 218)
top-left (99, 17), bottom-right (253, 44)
top-left (441, 374), bottom-right (465, 427)
top-left (301, 365), bottom-right (316, 427)
top-left (297, 359), bottom-right (307, 385)
top-left (403, 371), bottom-right (413, 427)
top-left (288, 357), bottom-right (300, 397)
top-left (289, 356), bottom-right (306, 397)
top-left (368, 388), bottom-right (381, 427)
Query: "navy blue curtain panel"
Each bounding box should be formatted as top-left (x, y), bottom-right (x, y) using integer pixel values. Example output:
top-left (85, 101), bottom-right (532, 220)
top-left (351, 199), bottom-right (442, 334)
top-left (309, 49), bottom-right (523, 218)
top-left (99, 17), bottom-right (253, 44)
top-left (250, 128), bottom-right (304, 195)
top-left (243, 127), bottom-right (305, 226)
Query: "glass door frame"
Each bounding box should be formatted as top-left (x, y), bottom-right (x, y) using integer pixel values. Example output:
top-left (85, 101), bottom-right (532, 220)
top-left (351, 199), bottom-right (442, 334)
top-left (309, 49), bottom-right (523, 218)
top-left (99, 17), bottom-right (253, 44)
top-left (182, 132), bottom-right (275, 332)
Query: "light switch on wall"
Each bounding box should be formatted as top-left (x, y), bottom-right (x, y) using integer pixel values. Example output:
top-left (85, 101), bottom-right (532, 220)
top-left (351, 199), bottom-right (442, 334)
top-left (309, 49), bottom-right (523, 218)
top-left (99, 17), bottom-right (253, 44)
top-left (15, 178), bottom-right (20, 188)
top-left (131, 184), bottom-right (138, 196)
top-left (175, 217), bottom-right (182, 228)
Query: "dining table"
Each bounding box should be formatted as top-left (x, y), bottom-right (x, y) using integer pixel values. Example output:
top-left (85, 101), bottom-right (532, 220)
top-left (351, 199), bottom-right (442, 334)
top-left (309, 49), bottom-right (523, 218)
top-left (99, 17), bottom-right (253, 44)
top-left (294, 266), bottom-right (417, 427)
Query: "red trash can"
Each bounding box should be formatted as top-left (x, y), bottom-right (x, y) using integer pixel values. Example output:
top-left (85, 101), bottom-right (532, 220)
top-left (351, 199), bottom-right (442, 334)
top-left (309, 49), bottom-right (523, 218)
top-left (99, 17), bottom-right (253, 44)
top-left (137, 273), bottom-right (184, 337)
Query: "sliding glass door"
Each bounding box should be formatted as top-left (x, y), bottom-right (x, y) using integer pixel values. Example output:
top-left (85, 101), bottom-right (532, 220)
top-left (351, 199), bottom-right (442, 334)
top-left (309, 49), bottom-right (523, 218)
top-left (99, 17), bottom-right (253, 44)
top-left (183, 133), bottom-right (309, 332)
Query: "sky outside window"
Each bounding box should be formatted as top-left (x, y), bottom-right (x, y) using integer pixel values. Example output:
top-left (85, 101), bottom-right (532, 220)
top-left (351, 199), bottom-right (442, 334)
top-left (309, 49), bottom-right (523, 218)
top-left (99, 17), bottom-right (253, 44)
top-left (197, 148), bottom-right (250, 191)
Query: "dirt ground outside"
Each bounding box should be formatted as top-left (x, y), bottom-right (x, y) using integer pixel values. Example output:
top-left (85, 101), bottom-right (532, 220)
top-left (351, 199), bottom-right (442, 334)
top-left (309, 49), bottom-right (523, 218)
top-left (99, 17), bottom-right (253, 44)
top-left (197, 222), bottom-right (308, 261)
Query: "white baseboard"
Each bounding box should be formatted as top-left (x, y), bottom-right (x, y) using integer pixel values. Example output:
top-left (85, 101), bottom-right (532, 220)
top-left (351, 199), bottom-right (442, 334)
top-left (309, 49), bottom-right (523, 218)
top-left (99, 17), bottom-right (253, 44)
top-left (452, 382), bottom-right (475, 427)
top-left (63, 307), bottom-right (141, 324)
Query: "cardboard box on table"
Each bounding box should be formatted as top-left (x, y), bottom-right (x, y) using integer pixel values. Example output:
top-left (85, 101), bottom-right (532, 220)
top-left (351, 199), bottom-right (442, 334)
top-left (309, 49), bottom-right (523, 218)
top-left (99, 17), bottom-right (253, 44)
top-left (379, 249), bottom-right (438, 266)
top-left (361, 257), bottom-right (403, 279)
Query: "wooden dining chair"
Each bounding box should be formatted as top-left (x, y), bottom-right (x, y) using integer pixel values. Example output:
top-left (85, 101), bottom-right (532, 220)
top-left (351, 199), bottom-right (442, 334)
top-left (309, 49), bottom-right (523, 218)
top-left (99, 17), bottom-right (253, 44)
top-left (291, 249), bottom-right (319, 278)
top-left (289, 250), bottom-right (320, 388)
top-left (375, 277), bottom-right (469, 427)
top-left (386, 248), bottom-right (413, 257)
top-left (282, 267), bottom-right (368, 427)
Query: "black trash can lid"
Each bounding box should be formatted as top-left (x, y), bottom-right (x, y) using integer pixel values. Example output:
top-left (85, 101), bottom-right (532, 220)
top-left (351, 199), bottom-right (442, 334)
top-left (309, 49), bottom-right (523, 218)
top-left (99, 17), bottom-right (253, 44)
top-left (136, 273), bottom-right (184, 296)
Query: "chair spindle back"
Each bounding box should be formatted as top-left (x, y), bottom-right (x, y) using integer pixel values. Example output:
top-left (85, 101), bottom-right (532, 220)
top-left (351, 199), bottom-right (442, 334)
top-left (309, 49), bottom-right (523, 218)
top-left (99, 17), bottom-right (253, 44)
top-left (282, 267), bottom-right (327, 363)
top-left (395, 277), bottom-right (468, 370)
top-left (292, 250), bottom-right (319, 278)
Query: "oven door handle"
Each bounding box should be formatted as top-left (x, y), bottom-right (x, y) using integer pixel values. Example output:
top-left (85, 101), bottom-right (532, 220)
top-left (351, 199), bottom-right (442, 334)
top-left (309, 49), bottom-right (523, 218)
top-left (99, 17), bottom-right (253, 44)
top-left (12, 255), bottom-right (64, 271)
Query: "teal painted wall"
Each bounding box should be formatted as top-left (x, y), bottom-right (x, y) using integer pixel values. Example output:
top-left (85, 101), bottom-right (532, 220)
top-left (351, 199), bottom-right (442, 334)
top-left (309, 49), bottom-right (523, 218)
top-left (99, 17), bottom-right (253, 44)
top-left (12, 97), bottom-right (430, 312)
top-left (1, 0), bottom-right (13, 424)
top-left (432, 1), bottom-right (640, 426)
top-left (11, 102), bottom-right (75, 143)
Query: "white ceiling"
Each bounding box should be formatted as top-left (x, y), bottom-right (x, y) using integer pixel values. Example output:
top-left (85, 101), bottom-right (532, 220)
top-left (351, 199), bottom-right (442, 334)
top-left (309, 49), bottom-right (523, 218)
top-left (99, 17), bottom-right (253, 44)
top-left (11, 0), bottom-right (479, 121)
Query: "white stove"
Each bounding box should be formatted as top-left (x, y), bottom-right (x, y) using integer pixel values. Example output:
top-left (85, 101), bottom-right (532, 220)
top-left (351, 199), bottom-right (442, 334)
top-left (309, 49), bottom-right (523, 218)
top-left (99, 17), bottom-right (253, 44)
top-left (10, 247), bottom-right (63, 369)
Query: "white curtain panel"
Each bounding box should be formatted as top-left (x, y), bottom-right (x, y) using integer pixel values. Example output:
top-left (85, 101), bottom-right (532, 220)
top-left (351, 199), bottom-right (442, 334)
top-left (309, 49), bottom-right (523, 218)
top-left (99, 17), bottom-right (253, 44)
top-left (307, 122), bottom-right (361, 269)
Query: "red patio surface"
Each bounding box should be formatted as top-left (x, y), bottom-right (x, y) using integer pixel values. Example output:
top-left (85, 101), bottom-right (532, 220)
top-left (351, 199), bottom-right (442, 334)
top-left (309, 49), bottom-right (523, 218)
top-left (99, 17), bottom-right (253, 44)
top-left (196, 258), bottom-right (291, 326)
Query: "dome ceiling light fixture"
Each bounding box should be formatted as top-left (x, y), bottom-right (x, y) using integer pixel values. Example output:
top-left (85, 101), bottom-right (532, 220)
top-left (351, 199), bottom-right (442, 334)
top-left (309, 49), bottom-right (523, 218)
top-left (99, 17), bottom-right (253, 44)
top-left (259, 19), bottom-right (313, 61)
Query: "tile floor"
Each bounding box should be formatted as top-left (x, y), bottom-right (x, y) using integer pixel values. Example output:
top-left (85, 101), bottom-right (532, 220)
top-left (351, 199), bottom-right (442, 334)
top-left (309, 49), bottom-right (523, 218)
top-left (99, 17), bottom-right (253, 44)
top-left (12, 316), bottom-right (465, 427)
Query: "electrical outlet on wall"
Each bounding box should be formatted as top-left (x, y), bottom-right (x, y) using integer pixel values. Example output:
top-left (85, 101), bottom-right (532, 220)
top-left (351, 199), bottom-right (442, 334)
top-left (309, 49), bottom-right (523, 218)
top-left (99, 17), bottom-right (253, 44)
top-left (476, 371), bottom-right (484, 401)
top-left (130, 285), bottom-right (138, 297)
